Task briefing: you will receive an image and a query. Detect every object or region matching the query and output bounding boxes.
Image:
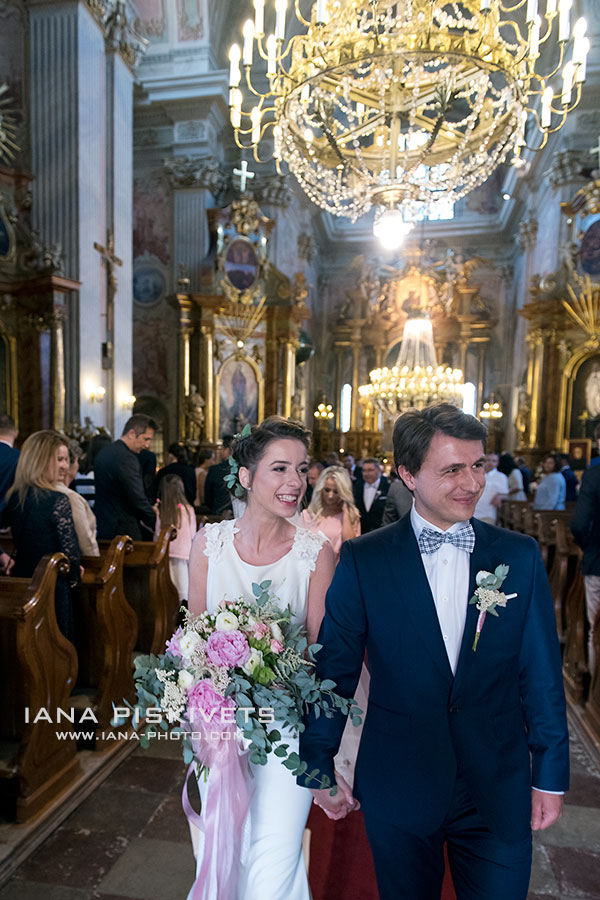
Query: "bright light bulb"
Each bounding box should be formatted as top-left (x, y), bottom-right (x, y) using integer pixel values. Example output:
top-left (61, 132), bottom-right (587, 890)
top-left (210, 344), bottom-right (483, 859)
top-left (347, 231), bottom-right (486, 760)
top-left (373, 209), bottom-right (414, 250)
top-left (243, 19), bottom-right (255, 66)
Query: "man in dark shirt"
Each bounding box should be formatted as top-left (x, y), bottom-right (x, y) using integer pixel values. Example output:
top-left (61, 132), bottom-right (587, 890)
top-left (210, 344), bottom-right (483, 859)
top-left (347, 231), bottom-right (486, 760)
top-left (204, 435), bottom-right (234, 516)
top-left (153, 442), bottom-right (196, 505)
top-left (353, 457), bottom-right (389, 533)
top-left (94, 414), bottom-right (157, 540)
top-left (559, 453), bottom-right (578, 502)
top-left (0, 414), bottom-right (19, 514)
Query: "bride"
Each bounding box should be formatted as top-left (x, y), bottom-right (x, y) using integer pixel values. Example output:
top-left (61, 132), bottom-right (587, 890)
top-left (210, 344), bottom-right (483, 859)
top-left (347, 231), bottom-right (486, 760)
top-left (187, 417), bottom-right (355, 900)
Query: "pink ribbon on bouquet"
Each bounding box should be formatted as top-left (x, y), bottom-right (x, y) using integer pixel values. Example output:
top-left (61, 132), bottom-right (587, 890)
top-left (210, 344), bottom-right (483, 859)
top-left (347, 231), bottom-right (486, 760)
top-left (182, 722), bottom-right (253, 900)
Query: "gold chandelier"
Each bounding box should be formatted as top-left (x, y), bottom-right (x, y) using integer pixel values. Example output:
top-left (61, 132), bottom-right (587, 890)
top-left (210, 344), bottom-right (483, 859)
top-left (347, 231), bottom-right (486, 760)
top-left (229, 0), bottom-right (589, 222)
top-left (359, 310), bottom-right (463, 417)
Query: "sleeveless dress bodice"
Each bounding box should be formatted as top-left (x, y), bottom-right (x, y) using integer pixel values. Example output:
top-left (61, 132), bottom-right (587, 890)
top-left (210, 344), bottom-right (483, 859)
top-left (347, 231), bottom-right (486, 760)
top-left (203, 518), bottom-right (327, 627)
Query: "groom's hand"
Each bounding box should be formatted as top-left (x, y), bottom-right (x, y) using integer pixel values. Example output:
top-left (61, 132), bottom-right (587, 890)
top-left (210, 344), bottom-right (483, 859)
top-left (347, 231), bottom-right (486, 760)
top-left (311, 771), bottom-right (360, 820)
top-left (531, 789), bottom-right (564, 831)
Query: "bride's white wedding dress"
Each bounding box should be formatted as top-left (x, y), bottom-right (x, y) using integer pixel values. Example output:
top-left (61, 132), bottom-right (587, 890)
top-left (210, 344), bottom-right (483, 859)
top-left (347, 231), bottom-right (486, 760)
top-left (188, 518), bottom-right (328, 900)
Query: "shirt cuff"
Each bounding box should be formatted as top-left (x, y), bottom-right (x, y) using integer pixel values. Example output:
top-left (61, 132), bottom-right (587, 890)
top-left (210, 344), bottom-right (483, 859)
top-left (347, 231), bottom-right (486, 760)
top-left (532, 787), bottom-right (565, 795)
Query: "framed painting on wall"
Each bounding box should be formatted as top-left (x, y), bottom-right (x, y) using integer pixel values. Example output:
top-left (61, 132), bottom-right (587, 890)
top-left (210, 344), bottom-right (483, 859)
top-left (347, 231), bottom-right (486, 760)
top-left (567, 438), bottom-right (592, 471)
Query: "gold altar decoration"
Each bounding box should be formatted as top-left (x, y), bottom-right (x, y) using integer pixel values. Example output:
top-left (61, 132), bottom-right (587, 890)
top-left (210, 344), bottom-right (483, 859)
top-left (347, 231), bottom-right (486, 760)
top-left (564, 274), bottom-right (600, 349)
top-left (0, 84), bottom-right (19, 162)
top-left (228, 0), bottom-right (590, 230)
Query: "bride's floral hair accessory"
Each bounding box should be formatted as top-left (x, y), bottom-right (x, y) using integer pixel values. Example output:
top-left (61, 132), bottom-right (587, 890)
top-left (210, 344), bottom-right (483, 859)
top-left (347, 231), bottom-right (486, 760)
top-left (224, 416), bottom-right (312, 500)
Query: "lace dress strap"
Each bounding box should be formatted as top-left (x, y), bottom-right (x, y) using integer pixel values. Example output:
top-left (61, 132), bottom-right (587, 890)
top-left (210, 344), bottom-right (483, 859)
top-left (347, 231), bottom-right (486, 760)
top-left (203, 519), bottom-right (239, 564)
top-left (291, 525), bottom-right (328, 575)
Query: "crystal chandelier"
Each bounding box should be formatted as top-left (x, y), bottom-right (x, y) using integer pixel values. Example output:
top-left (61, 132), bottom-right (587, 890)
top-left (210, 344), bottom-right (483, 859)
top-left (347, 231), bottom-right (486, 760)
top-left (358, 310), bottom-right (463, 418)
top-left (229, 0), bottom-right (589, 222)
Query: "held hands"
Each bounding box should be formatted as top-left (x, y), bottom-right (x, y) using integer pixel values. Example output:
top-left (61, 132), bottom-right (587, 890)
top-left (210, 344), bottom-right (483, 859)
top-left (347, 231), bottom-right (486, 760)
top-left (311, 770), bottom-right (360, 820)
top-left (0, 552), bottom-right (14, 575)
top-left (531, 789), bottom-right (563, 831)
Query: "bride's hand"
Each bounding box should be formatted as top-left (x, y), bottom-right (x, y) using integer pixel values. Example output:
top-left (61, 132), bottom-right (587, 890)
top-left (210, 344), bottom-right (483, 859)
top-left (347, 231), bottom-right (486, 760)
top-left (311, 771), bottom-right (359, 820)
top-left (335, 770), bottom-right (360, 812)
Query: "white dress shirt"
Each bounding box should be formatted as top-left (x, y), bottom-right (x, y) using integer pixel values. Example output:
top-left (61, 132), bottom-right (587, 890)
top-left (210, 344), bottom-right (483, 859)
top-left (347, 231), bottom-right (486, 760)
top-left (410, 506), bottom-right (470, 675)
top-left (474, 468), bottom-right (509, 523)
top-left (363, 477), bottom-right (381, 512)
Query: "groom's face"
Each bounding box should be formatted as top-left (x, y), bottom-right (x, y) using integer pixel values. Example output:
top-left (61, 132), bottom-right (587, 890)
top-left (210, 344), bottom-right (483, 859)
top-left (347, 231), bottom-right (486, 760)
top-left (399, 433), bottom-right (486, 531)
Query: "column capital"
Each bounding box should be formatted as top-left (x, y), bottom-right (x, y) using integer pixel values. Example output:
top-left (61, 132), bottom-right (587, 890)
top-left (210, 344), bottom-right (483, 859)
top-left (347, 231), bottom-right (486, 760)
top-left (517, 218), bottom-right (538, 252)
top-left (102, 0), bottom-right (148, 72)
top-left (547, 148), bottom-right (589, 190)
top-left (162, 155), bottom-right (227, 198)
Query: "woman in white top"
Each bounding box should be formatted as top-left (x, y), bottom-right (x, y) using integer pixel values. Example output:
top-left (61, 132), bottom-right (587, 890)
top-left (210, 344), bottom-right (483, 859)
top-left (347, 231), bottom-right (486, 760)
top-left (498, 452), bottom-right (527, 502)
top-left (55, 443), bottom-right (99, 556)
top-left (188, 417), bottom-right (351, 900)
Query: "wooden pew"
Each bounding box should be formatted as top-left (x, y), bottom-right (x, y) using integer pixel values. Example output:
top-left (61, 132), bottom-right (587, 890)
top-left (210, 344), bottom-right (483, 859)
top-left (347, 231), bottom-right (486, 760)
top-left (100, 527), bottom-right (179, 656)
top-left (508, 500), bottom-right (529, 533)
top-left (583, 606), bottom-right (600, 742)
top-left (0, 553), bottom-right (81, 822)
top-left (521, 503), bottom-right (536, 537)
top-left (497, 498), bottom-right (511, 529)
top-left (548, 519), bottom-right (581, 644)
top-left (72, 536), bottom-right (136, 749)
top-left (533, 510), bottom-right (571, 572)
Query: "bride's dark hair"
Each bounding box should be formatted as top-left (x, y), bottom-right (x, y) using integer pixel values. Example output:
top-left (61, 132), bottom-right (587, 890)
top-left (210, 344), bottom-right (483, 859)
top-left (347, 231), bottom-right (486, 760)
top-left (230, 417), bottom-right (312, 499)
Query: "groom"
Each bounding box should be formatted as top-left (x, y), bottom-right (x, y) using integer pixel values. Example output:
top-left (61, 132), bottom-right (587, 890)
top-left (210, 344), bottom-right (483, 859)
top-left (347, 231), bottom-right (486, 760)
top-left (299, 404), bottom-right (569, 900)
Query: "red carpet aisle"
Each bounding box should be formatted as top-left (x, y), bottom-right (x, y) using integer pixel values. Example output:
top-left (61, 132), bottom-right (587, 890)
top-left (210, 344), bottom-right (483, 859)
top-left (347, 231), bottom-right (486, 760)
top-left (307, 806), bottom-right (456, 900)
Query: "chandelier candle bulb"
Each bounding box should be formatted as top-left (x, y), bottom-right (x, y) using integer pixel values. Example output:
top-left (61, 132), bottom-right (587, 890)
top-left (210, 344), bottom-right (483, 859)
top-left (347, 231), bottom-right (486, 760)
top-left (562, 61), bottom-right (575, 102)
top-left (251, 106), bottom-right (261, 143)
top-left (574, 38), bottom-right (589, 82)
top-left (316, 0), bottom-right (328, 24)
top-left (526, 0), bottom-right (538, 24)
top-left (546, 0), bottom-right (557, 12)
top-left (228, 43), bottom-right (241, 87)
top-left (480, 0), bottom-right (491, 10)
top-left (530, 16), bottom-right (541, 57)
top-left (253, 0), bottom-right (265, 36)
top-left (275, 0), bottom-right (287, 41)
top-left (243, 19), bottom-right (255, 66)
top-left (558, 0), bottom-right (571, 41)
top-left (266, 33), bottom-right (277, 75)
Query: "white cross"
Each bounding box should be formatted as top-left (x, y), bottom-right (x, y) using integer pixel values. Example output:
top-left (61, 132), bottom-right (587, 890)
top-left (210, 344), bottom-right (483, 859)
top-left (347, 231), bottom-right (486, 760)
top-left (233, 160), bottom-right (255, 193)
top-left (590, 136), bottom-right (600, 171)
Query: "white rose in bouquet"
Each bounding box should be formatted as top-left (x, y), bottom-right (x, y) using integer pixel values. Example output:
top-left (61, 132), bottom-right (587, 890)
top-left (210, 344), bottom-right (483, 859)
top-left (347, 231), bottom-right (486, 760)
top-left (242, 648), bottom-right (264, 676)
top-left (178, 669), bottom-right (194, 690)
top-left (179, 631), bottom-right (201, 658)
top-left (215, 610), bottom-right (240, 632)
top-left (270, 622), bottom-right (284, 643)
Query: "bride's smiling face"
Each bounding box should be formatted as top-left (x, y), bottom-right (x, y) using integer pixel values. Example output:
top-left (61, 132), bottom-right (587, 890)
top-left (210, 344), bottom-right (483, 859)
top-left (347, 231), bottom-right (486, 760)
top-left (240, 438), bottom-right (309, 517)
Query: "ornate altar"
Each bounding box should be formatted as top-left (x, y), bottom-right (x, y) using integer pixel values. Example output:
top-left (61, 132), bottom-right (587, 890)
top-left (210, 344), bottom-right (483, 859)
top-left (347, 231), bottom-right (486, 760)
top-left (519, 161), bottom-right (600, 460)
top-left (170, 196), bottom-right (310, 446)
top-left (328, 249), bottom-right (495, 456)
top-left (0, 166), bottom-right (79, 434)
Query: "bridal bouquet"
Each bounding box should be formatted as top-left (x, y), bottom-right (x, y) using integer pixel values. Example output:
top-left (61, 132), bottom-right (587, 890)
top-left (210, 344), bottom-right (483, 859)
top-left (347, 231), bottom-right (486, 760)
top-left (116, 580), bottom-right (361, 789)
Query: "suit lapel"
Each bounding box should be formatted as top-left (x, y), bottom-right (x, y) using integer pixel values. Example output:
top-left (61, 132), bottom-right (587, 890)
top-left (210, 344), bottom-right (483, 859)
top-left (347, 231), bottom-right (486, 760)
top-left (391, 517), bottom-right (454, 684)
top-left (451, 519), bottom-right (500, 694)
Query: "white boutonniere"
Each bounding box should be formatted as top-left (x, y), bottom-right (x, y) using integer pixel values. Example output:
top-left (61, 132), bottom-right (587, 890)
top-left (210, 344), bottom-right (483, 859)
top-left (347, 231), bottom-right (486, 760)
top-left (469, 565), bottom-right (517, 651)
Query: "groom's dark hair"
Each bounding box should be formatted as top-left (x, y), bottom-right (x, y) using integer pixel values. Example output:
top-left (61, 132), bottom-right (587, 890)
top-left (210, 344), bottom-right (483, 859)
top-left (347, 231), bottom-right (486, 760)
top-left (393, 403), bottom-right (487, 474)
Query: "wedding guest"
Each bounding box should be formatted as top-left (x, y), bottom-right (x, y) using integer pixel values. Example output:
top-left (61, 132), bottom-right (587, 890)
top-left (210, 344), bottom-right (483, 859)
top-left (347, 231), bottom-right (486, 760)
top-left (498, 452), bottom-right (527, 501)
top-left (139, 445), bottom-right (157, 502)
top-left (204, 435), bottom-right (234, 516)
top-left (532, 454), bottom-right (566, 511)
top-left (474, 452), bottom-right (509, 524)
top-left (74, 433), bottom-right (111, 508)
top-left (304, 461), bottom-right (324, 508)
top-left (559, 453), bottom-right (578, 502)
top-left (5, 430), bottom-right (81, 639)
top-left (194, 448), bottom-right (213, 506)
top-left (55, 443), bottom-right (99, 557)
top-left (571, 461), bottom-right (600, 673)
top-left (302, 466), bottom-right (360, 558)
top-left (0, 413), bottom-right (19, 513)
top-left (154, 474), bottom-right (197, 603)
top-left (353, 457), bottom-right (389, 533)
top-left (516, 456), bottom-right (532, 495)
top-left (94, 414), bottom-right (157, 540)
top-left (153, 442), bottom-right (196, 506)
top-left (382, 476), bottom-right (414, 524)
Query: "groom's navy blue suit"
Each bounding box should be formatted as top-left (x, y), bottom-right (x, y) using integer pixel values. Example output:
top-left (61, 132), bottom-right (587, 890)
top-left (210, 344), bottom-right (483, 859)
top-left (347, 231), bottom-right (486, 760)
top-left (299, 514), bottom-right (569, 896)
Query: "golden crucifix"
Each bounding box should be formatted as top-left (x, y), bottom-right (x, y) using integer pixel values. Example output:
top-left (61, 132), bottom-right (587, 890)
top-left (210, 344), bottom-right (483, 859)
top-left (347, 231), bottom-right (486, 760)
top-left (94, 230), bottom-right (122, 369)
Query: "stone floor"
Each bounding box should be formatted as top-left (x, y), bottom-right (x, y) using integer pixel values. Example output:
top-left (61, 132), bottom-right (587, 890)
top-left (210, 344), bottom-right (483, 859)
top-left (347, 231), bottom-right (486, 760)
top-left (0, 714), bottom-right (598, 900)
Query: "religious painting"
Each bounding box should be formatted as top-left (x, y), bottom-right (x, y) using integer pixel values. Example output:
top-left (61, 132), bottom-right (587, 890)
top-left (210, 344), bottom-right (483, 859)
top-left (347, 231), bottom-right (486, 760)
top-left (218, 357), bottom-right (258, 437)
top-left (569, 354), bottom-right (600, 439)
top-left (133, 264), bottom-right (165, 306)
top-left (579, 219), bottom-right (600, 276)
top-left (134, 0), bottom-right (168, 41)
top-left (133, 178), bottom-right (170, 265)
top-left (224, 239), bottom-right (259, 292)
top-left (176, 0), bottom-right (204, 41)
top-left (567, 439), bottom-right (592, 472)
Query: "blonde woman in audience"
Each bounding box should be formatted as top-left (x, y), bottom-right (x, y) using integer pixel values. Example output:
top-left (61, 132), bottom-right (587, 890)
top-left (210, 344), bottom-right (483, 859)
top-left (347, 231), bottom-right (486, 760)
top-left (5, 430), bottom-right (81, 639)
top-left (155, 473), bottom-right (197, 602)
top-left (302, 465), bottom-right (361, 559)
top-left (55, 442), bottom-right (100, 556)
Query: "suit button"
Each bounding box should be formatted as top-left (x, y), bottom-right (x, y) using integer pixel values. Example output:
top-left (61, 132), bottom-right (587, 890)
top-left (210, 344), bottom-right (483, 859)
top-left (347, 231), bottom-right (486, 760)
top-left (449, 706), bottom-right (459, 714)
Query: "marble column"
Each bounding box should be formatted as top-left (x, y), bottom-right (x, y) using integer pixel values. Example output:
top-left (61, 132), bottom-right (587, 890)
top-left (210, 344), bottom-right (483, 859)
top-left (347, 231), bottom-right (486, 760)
top-left (29, 0), bottom-right (106, 425)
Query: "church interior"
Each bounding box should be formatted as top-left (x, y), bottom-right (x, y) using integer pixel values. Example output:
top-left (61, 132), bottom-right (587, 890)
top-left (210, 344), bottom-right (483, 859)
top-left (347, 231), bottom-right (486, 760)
top-left (1, 0), bottom-right (600, 897)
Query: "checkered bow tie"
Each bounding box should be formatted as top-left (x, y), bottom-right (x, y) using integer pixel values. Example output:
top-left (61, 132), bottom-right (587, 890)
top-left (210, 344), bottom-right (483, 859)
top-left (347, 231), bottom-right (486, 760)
top-left (417, 524), bottom-right (476, 555)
